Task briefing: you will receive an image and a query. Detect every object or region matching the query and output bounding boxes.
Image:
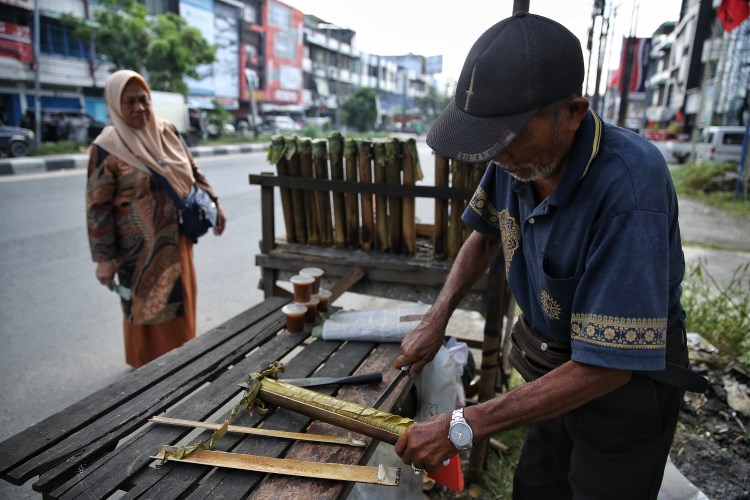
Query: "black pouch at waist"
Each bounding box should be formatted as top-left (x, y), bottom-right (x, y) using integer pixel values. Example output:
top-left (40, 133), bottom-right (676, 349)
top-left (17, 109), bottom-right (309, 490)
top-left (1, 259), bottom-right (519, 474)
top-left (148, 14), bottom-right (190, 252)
top-left (508, 314), bottom-right (571, 382)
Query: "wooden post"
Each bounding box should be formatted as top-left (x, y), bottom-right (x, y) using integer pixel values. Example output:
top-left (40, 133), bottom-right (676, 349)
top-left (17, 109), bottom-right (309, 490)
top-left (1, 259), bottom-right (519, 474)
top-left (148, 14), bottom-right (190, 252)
top-left (357, 140), bottom-right (375, 251)
top-left (447, 160), bottom-right (468, 259)
top-left (268, 136), bottom-right (295, 242)
top-left (286, 136), bottom-right (307, 244)
top-left (401, 138), bottom-right (419, 257)
top-left (312, 139), bottom-right (333, 246)
top-left (259, 172), bottom-right (276, 297)
top-left (328, 132), bottom-right (347, 248)
top-left (385, 138), bottom-right (402, 254)
top-left (467, 253), bottom-right (511, 485)
top-left (373, 140), bottom-right (389, 252)
top-left (433, 154), bottom-right (449, 260)
top-left (344, 138), bottom-right (360, 249)
top-left (298, 138), bottom-right (319, 245)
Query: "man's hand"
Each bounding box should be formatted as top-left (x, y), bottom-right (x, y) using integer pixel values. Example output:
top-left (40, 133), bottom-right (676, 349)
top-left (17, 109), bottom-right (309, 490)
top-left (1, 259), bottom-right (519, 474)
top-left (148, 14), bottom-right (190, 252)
top-left (395, 413), bottom-right (456, 473)
top-left (95, 260), bottom-right (117, 290)
top-left (394, 313), bottom-right (446, 375)
top-left (213, 200), bottom-right (227, 236)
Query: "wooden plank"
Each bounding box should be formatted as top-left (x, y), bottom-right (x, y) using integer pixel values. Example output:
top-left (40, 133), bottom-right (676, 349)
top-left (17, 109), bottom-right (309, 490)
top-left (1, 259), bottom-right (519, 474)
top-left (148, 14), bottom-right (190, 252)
top-left (249, 174), bottom-right (475, 201)
top-left (48, 325), bottom-right (318, 499)
top-left (328, 266), bottom-right (366, 302)
top-left (28, 308), bottom-right (289, 494)
top-left (250, 344), bottom-right (404, 499)
top-left (0, 297), bottom-right (286, 481)
top-left (174, 341), bottom-right (379, 499)
top-left (260, 173), bottom-right (277, 297)
top-left (433, 154), bottom-right (450, 260)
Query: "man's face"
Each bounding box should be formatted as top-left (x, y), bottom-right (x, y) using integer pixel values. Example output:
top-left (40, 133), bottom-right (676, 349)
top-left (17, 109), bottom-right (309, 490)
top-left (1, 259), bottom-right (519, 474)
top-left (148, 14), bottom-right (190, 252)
top-left (120, 80), bottom-right (151, 130)
top-left (492, 113), bottom-right (566, 182)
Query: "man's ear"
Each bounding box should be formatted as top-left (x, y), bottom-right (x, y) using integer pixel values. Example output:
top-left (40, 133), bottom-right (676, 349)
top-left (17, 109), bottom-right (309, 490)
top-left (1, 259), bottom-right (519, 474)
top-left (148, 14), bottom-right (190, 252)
top-left (565, 97), bottom-right (590, 132)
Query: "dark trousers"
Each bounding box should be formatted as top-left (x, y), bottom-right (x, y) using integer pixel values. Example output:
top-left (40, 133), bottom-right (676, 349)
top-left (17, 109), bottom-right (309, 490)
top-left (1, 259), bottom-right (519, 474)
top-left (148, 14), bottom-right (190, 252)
top-left (512, 328), bottom-right (688, 499)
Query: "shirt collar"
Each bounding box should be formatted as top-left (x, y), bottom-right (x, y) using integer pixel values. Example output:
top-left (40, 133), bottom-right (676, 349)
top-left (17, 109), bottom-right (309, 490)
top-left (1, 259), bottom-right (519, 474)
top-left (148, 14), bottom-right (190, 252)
top-left (549, 109), bottom-right (603, 207)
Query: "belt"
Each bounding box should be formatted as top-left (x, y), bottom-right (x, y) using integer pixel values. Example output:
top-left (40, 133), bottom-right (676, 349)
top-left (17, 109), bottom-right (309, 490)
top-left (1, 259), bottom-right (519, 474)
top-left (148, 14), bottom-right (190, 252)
top-left (636, 362), bottom-right (708, 393)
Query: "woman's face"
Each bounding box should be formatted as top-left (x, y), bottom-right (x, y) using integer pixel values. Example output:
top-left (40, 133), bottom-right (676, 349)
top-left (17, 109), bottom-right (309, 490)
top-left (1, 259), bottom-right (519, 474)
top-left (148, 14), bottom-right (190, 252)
top-left (120, 79), bottom-right (151, 129)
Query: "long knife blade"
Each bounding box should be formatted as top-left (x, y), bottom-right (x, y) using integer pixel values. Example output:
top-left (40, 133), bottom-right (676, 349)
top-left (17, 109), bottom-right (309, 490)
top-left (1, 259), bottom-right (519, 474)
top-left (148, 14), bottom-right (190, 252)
top-left (372, 366), bottom-right (410, 409)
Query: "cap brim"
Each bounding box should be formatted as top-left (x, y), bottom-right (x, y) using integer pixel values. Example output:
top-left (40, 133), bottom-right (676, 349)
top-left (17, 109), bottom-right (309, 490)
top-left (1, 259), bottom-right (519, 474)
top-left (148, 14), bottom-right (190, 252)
top-left (426, 99), bottom-right (537, 163)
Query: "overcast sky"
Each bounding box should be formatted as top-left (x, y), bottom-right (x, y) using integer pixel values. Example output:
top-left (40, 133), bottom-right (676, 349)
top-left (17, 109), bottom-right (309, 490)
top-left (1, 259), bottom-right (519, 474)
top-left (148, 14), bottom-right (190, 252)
top-left (280, 0), bottom-right (683, 94)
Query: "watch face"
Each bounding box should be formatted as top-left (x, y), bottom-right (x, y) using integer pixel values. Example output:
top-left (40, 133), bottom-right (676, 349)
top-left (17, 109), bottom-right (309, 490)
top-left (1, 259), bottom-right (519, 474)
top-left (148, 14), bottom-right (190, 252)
top-left (450, 422), bottom-right (472, 447)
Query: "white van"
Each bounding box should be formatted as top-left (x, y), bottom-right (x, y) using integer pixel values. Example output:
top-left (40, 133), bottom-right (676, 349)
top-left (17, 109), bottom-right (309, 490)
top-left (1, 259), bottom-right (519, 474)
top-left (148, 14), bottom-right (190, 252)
top-left (695, 126), bottom-right (747, 164)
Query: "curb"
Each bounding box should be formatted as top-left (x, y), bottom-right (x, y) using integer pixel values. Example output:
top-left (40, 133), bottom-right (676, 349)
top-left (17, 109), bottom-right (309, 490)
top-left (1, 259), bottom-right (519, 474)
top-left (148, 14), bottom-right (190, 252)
top-left (0, 142), bottom-right (269, 176)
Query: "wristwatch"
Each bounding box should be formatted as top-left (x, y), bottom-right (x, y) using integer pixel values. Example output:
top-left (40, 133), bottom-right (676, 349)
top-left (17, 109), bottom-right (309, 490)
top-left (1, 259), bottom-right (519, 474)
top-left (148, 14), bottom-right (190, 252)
top-left (448, 408), bottom-right (473, 450)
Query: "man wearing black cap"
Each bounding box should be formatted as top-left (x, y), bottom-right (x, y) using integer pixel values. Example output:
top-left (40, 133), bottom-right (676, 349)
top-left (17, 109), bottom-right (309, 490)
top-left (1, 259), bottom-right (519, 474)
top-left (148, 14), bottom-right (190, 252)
top-left (393, 12), bottom-right (696, 499)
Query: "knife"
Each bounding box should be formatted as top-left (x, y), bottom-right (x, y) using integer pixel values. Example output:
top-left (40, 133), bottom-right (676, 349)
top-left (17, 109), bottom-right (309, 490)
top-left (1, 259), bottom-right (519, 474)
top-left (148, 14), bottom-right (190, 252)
top-left (372, 365), bottom-right (410, 409)
top-left (238, 372), bottom-right (382, 389)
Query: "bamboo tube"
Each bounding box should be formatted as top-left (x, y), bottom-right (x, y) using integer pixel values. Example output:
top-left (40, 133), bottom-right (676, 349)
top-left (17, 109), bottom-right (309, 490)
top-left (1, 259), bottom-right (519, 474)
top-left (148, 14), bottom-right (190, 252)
top-left (267, 136), bottom-right (296, 242)
top-left (373, 140), bottom-right (389, 252)
top-left (258, 378), bottom-right (413, 446)
top-left (312, 139), bottom-right (333, 246)
top-left (328, 132), bottom-right (347, 248)
top-left (385, 138), bottom-right (402, 254)
top-left (401, 138), bottom-right (422, 257)
top-left (447, 161), bottom-right (468, 259)
top-left (344, 138), bottom-right (360, 249)
top-left (357, 140), bottom-right (374, 251)
top-left (298, 138), bottom-right (319, 245)
top-left (433, 154), bottom-right (450, 260)
top-left (286, 136), bottom-right (307, 244)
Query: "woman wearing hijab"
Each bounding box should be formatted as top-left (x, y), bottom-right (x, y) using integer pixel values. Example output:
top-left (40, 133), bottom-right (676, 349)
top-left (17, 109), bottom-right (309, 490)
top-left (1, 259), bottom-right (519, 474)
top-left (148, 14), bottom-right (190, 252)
top-left (86, 69), bottom-right (227, 368)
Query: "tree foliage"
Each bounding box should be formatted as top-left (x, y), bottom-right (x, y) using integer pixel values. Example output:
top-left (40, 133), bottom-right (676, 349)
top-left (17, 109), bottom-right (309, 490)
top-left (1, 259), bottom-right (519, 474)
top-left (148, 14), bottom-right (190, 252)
top-left (340, 88), bottom-right (378, 132)
top-left (416, 85), bottom-right (452, 121)
top-left (63, 0), bottom-right (215, 94)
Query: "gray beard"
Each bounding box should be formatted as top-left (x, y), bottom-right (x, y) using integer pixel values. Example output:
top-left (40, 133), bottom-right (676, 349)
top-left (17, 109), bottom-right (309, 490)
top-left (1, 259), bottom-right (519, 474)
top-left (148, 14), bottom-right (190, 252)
top-left (495, 160), bottom-right (560, 181)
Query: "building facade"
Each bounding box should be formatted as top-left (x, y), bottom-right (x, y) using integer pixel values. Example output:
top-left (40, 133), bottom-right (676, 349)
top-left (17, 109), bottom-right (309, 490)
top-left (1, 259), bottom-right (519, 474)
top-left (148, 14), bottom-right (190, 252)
top-left (0, 0), bottom-right (435, 131)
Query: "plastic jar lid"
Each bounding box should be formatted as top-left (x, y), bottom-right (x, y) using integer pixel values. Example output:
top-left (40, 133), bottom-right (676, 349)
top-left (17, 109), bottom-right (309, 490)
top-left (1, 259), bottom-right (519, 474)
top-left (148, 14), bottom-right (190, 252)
top-left (299, 267), bottom-right (325, 278)
top-left (282, 303), bottom-right (307, 315)
top-left (290, 275), bottom-right (315, 285)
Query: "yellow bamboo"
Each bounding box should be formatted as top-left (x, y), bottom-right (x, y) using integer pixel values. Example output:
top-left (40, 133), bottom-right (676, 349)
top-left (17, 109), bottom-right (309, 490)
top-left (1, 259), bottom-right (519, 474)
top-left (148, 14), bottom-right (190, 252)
top-left (358, 140), bottom-right (375, 251)
top-left (328, 132), bottom-right (347, 248)
top-left (344, 138), bottom-right (360, 249)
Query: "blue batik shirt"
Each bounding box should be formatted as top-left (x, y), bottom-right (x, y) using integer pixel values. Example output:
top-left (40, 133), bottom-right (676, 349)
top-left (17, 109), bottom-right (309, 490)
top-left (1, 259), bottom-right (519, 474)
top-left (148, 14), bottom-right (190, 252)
top-left (462, 110), bottom-right (685, 371)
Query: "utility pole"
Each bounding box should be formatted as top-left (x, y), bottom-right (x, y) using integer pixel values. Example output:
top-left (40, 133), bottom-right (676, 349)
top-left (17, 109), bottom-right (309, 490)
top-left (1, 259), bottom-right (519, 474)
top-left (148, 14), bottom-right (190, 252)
top-left (617, 37), bottom-right (636, 128)
top-left (33, 0), bottom-right (41, 151)
top-left (592, 1), bottom-right (609, 114)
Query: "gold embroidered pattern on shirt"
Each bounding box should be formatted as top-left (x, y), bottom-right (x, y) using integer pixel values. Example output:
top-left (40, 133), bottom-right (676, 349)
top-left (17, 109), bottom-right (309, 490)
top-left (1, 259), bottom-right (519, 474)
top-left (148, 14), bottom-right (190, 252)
top-left (571, 314), bottom-right (666, 349)
top-left (540, 290), bottom-right (561, 320)
top-left (469, 186), bottom-right (520, 275)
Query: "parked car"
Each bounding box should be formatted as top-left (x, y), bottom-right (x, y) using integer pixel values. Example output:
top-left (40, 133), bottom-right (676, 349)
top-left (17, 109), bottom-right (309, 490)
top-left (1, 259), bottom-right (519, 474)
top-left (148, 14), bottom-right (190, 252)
top-left (0, 121), bottom-right (34, 157)
top-left (664, 137), bottom-right (694, 164)
top-left (695, 126), bottom-right (747, 164)
top-left (19, 109), bottom-right (106, 143)
top-left (263, 115), bottom-right (302, 135)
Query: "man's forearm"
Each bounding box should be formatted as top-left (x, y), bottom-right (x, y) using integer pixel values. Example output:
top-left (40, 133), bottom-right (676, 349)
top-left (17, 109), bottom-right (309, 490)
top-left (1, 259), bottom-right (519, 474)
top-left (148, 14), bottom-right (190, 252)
top-left (465, 361), bottom-right (632, 440)
top-left (430, 231), bottom-right (500, 325)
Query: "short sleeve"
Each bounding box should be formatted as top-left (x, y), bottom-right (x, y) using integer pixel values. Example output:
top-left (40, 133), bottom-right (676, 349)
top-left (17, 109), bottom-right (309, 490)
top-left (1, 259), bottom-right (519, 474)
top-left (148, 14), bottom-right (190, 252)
top-left (462, 163), bottom-right (502, 238)
top-left (570, 209), bottom-right (670, 371)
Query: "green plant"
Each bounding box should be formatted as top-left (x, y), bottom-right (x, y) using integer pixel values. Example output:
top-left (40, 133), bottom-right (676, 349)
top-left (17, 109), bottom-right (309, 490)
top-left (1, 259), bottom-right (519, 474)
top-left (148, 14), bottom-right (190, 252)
top-left (681, 259), bottom-right (750, 368)
top-left (671, 163), bottom-right (750, 217)
top-left (29, 141), bottom-right (88, 156)
top-left (204, 100), bottom-right (233, 138)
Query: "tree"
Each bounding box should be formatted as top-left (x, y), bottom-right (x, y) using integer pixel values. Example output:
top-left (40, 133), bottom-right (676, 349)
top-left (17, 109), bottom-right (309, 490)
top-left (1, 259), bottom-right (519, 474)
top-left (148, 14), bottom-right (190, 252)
top-left (416, 85), bottom-right (452, 122)
top-left (63, 0), bottom-right (215, 94)
top-left (340, 88), bottom-right (378, 132)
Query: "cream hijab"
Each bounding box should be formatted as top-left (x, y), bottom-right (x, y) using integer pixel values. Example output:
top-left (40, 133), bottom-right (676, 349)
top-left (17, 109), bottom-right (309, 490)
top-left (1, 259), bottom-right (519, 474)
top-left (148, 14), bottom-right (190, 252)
top-left (93, 70), bottom-right (194, 197)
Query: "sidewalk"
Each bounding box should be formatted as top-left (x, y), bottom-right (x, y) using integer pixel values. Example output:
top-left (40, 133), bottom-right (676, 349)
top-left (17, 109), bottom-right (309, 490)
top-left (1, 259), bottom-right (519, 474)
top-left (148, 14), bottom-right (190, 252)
top-left (0, 142), bottom-right (269, 176)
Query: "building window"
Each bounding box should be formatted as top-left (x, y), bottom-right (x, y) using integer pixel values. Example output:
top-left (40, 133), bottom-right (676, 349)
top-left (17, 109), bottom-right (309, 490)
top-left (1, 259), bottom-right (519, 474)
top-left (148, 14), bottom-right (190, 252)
top-left (40, 18), bottom-right (90, 59)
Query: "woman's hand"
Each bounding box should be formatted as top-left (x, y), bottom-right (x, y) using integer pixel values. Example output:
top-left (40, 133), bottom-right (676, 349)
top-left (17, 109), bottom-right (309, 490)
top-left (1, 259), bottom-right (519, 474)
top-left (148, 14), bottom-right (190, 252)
top-left (214, 200), bottom-right (227, 236)
top-left (95, 260), bottom-right (117, 290)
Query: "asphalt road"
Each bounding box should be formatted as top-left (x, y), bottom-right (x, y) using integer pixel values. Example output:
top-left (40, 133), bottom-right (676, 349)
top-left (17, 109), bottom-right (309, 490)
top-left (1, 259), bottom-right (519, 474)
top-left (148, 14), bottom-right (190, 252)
top-left (0, 142), bottom-right (747, 498)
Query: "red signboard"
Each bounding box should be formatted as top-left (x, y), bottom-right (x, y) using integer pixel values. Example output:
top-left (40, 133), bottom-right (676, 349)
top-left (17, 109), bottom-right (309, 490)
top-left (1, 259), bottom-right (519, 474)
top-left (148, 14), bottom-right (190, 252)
top-left (0, 20), bottom-right (32, 63)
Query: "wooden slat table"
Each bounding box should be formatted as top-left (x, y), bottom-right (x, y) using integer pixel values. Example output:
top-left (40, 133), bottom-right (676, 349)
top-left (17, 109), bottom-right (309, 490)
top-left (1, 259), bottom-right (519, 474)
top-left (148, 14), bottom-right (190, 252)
top-left (0, 295), bottom-right (413, 499)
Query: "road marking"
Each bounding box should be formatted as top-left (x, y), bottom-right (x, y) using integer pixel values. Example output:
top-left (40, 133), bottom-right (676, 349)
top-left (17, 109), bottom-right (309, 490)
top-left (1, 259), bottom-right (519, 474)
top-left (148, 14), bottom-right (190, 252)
top-left (0, 169), bottom-right (86, 183)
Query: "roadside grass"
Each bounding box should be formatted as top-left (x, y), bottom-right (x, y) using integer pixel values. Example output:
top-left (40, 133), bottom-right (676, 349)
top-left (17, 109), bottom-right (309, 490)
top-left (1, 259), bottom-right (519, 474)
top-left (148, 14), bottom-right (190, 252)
top-left (682, 259), bottom-right (750, 369)
top-left (671, 162), bottom-right (750, 217)
top-left (29, 140), bottom-right (89, 156)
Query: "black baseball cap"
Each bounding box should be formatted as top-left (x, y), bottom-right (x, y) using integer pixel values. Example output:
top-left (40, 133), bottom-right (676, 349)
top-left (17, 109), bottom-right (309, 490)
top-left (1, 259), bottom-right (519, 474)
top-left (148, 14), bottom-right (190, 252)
top-left (427, 12), bottom-right (585, 163)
